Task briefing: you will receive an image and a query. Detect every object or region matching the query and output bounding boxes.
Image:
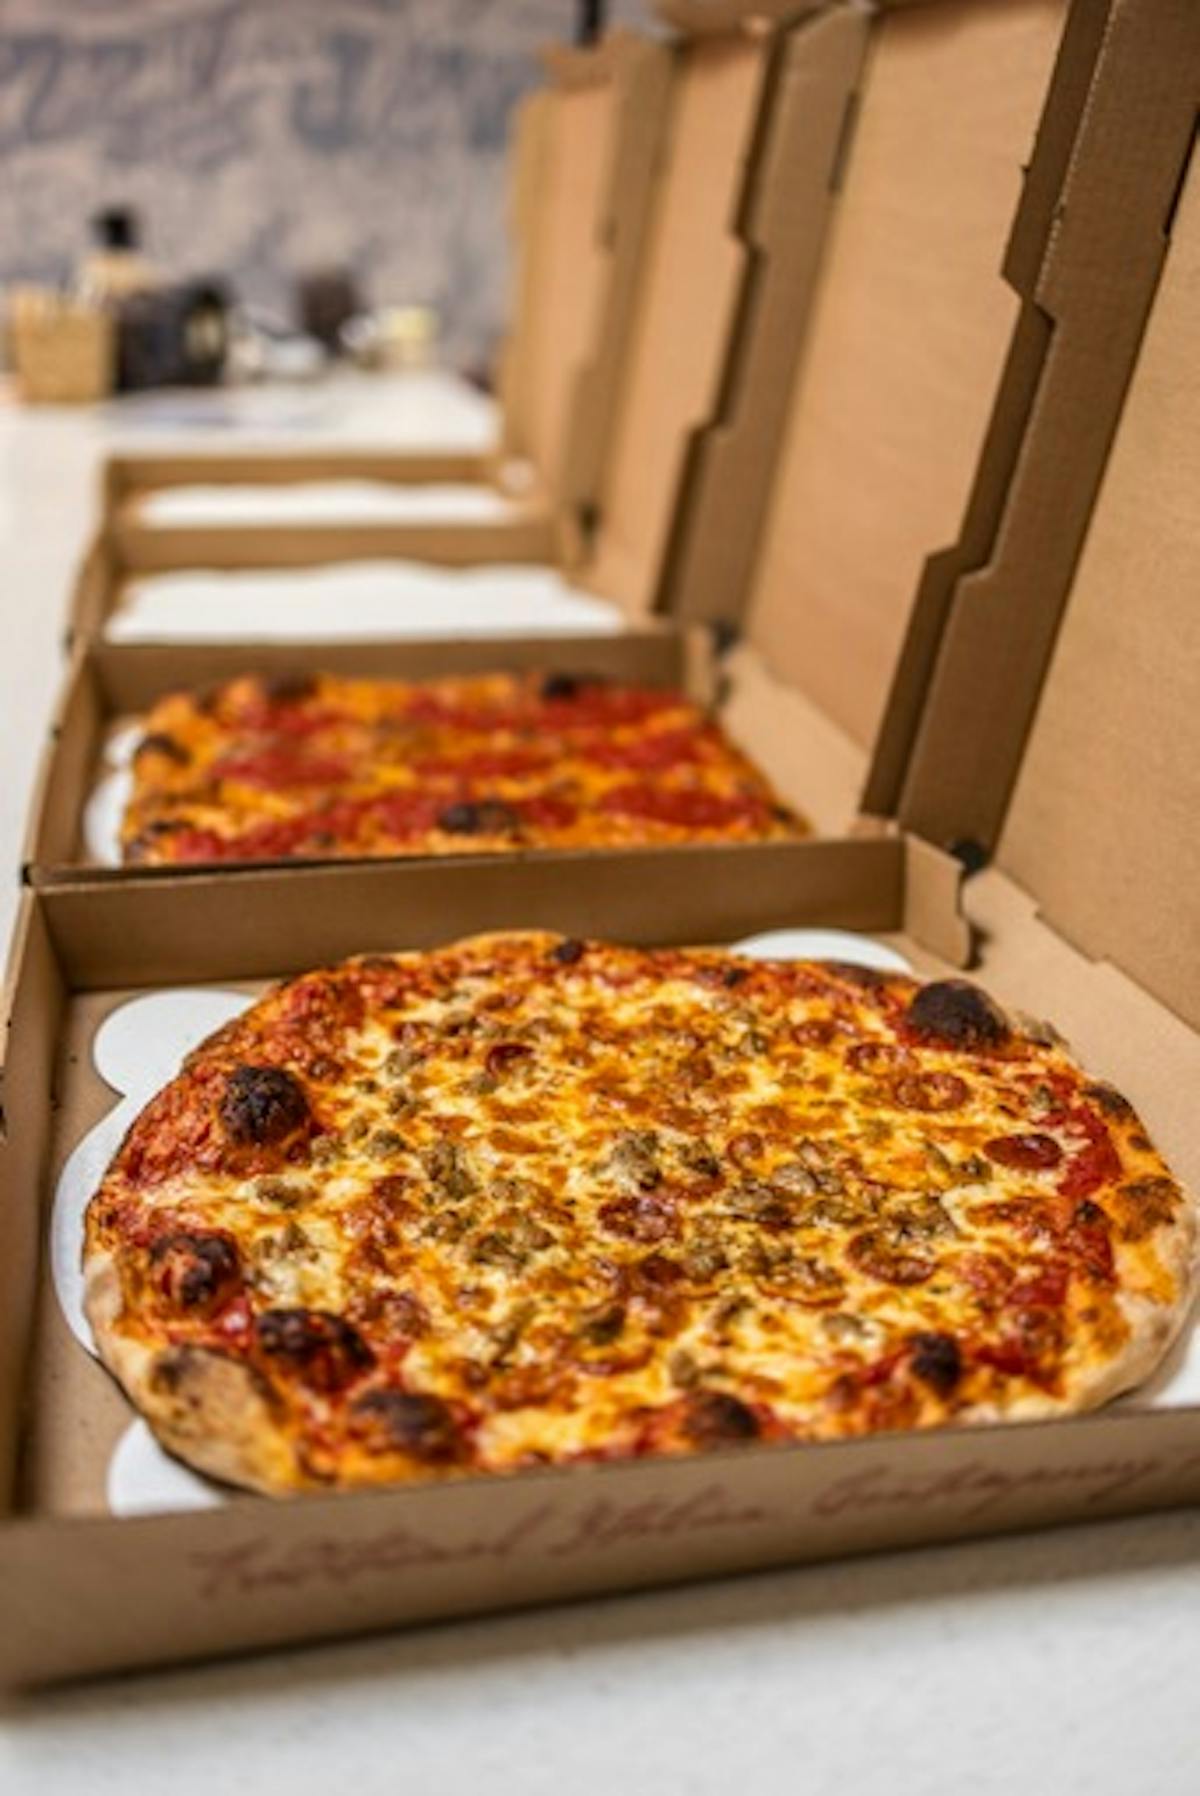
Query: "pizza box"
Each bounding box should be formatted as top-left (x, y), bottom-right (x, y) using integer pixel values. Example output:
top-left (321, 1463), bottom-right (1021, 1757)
top-left (2, 0), bottom-right (1197, 1687)
top-left (96, 32), bottom-right (672, 567)
top-left (73, 0), bottom-right (849, 644)
top-left (30, 0), bottom-right (1077, 887)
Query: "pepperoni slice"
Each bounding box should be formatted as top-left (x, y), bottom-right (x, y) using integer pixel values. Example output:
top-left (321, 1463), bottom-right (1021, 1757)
top-left (891, 1072), bottom-right (970, 1112)
top-left (985, 1132), bottom-right (1063, 1171)
top-left (1057, 1108), bottom-right (1122, 1200)
top-left (598, 784), bottom-right (767, 830)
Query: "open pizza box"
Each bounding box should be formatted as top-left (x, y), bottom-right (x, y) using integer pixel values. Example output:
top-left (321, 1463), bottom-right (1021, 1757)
top-left (72, 0), bottom-right (835, 647)
top-left (93, 31), bottom-right (671, 570)
top-left (0, 0), bottom-right (1197, 1688)
top-left (35, 0), bottom-right (1069, 889)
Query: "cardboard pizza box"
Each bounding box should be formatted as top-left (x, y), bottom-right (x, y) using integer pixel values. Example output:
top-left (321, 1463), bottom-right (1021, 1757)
top-left (97, 32), bottom-right (672, 563)
top-left (2, 0), bottom-right (1197, 1688)
top-left (79, 0), bottom-right (848, 635)
top-left (33, 0), bottom-right (1074, 887)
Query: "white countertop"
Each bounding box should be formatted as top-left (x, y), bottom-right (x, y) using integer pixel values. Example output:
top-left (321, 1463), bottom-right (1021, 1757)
top-left (2, 370), bottom-right (1198, 1794)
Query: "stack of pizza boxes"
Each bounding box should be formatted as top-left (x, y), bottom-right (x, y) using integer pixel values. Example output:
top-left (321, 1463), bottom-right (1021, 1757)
top-left (2, 0), bottom-right (1198, 1685)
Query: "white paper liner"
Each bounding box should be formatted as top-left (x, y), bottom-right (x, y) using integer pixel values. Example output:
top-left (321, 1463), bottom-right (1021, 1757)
top-left (107, 1420), bottom-right (224, 1517)
top-left (48, 929), bottom-right (1197, 1516)
top-left (136, 480), bottom-right (519, 527)
top-left (107, 562), bottom-right (623, 644)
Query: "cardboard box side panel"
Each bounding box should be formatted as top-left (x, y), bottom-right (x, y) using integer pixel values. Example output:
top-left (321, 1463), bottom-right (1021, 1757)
top-left (68, 534), bottom-right (118, 647)
top-left (658, 6), bottom-right (870, 628)
top-left (37, 837), bottom-right (906, 990)
top-left (895, 0), bottom-right (1200, 859)
top-left (111, 451), bottom-right (494, 495)
top-left (7, 1397), bottom-right (1200, 1687)
top-left (586, 33), bottom-right (768, 616)
top-left (559, 41), bottom-right (676, 518)
top-left (995, 154), bottom-right (1200, 1030)
top-left (740, 0), bottom-right (1066, 751)
top-left (0, 902), bottom-right (63, 1507)
top-left (21, 654), bottom-right (103, 874)
top-left (111, 514), bottom-right (560, 576)
top-left (718, 640), bottom-right (866, 838)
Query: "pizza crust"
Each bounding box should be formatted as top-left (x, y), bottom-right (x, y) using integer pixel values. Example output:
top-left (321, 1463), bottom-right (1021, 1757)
top-left (85, 1248), bottom-right (303, 1494)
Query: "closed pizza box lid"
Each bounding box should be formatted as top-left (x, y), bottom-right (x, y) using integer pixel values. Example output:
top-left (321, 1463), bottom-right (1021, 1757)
top-left (886, 0), bottom-right (1200, 1032)
top-left (663, 0), bottom-right (1072, 787)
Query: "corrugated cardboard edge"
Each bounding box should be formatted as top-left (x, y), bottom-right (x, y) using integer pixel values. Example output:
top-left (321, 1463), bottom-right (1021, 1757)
top-left (865, 0), bottom-right (1200, 846)
top-left (658, 3), bottom-right (870, 626)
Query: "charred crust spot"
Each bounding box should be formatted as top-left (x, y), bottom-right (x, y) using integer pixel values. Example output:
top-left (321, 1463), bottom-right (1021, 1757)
top-left (1111, 1176), bottom-right (1180, 1242)
top-left (261, 672), bottom-right (317, 705)
top-left (906, 979), bottom-right (1010, 1050)
top-left (255, 1308), bottom-right (374, 1390)
top-left (722, 965), bottom-right (748, 988)
top-left (437, 799), bottom-right (521, 837)
top-left (220, 1064), bottom-right (309, 1146)
top-left (134, 732), bottom-right (190, 767)
top-left (149, 1230), bottom-right (239, 1309)
top-left (910, 1331), bottom-right (963, 1397)
top-left (550, 936), bottom-right (586, 965)
top-left (150, 1344), bottom-right (278, 1407)
top-left (540, 671), bottom-right (604, 701)
top-left (681, 1390), bottom-right (761, 1447)
top-left (1085, 1083), bottom-right (1135, 1120)
top-left (349, 1389), bottom-right (461, 1461)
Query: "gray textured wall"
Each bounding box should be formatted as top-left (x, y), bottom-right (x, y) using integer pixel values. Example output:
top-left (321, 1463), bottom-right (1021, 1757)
top-left (0, 0), bottom-right (647, 365)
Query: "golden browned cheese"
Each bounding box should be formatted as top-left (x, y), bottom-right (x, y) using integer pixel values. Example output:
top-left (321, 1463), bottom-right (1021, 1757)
top-left (120, 671), bottom-right (806, 866)
top-left (84, 935), bottom-right (1194, 1495)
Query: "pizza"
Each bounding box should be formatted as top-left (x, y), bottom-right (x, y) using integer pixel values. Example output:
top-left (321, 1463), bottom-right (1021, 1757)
top-left (83, 932), bottom-right (1196, 1496)
top-left (119, 671), bottom-right (805, 865)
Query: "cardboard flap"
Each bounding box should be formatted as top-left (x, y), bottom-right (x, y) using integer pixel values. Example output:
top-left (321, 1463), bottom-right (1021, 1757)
top-left (498, 42), bottom-right (623, 494)
top-left (995, 148), bottom-right (1200, 1030)
top-left (737, 0), bottom-right (1067, 754)
top-left (585, 24), bottom-right (774, 615)
top-left (493, 88), bottom-right (552, 457)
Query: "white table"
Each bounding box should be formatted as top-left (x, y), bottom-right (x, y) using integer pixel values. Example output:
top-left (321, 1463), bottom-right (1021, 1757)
top-left (2, 371), bottom-right (1198, 1794)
